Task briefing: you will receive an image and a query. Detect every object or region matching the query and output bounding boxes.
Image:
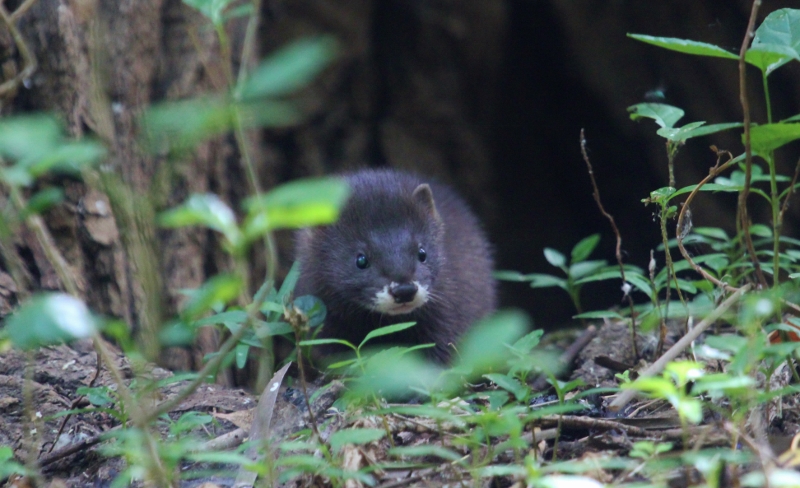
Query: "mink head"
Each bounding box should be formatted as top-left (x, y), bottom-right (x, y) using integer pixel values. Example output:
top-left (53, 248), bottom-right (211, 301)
top-left (299, 173), bottom-right (445, 316)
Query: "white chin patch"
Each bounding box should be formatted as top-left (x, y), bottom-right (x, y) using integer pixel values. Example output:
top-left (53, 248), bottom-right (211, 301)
top-left (372, 281), bottom-right (429, 315)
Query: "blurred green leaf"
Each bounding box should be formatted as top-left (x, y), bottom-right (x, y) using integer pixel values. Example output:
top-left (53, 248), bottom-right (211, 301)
top-left (182, 0), bottom-right (235, 25)
top-left (526, 273), bottom-right (566, 289)
top-left (453, 310), bottom-right (530, 378)
top-left (485, 373), bottom-right (528, 401)
top-left (0, 114), bottom-right (61, 162)
top-left (240, 36), bottom-right (338, 99)
top-left (628, 102), bottom-right (685, 129)
top-left (493, 270), bottom-right (529, 282)
top-left (511, 329), bottom-right (543, 354)
top-left (5, 293), bottom-right (98, 349)
top-left (388, 445), bottom-right (462, 462)
top-left (244, 177), bottom-right (350, 232)
top-left (22, 188), bottom-right (64, 217)
top-left (570, 234), bottom-right (600, 263)
top-left (159, 193), bottom-right (241, 246)
top-left (329, 428), bottom-right (385, 453)
top-left (543, 248), bottom-right (566, 268)
top-left (628, 34), bottom-right (739, 60)
top-left (568, 260), bottom-right (607, 280)
top-left (573, 310), bottom-right (623, 319)
top-left (181, 273), bottom-right (243, 320)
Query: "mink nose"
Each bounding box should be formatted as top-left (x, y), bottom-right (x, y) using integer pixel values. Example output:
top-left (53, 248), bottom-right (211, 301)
top-left (390, 283), bottom-right (418, 303)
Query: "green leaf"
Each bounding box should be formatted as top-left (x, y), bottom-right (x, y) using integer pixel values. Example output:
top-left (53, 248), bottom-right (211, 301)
top-left (493, 270), bottom-right (529, 282)
top-left (182, 0), bottom-right (235, 25)
top-left (543, 248), bottom-right (567, 268)
top-left (193, 310), bottom-right (247, 327)
top-left (453, 310), bottom-right (530, 378)
top-left (159, 193), bottom-right (241, 246)
top-left (22, 188), bottom-right (64, 217)
top-left (511, 329), bottom-right (543, 354)
top-left (253, 320), bottom-right (293, 338)
top-left (647, 186), bottom-right (677, 203)
top-left (484, 373), bottom-right (528, 401)
top-left (240, 36), bottom-right (338, 99)
top-left (360, 322), bottom-right (417, 348)
top-left (570, 234), bottom-right (600, 263)
top-left (278, 261), bottom-right (301, 301)
top-left (526, 273), bottom-right (567, 290)
top-left (244, 177), bottom-right (350, 232)
top-left (751, 8), bottom-right (800, 74)
top-left (0, 114), bottom-right (61, 163)
top-left (573, 310), bottom-right (623, 319)
top-left (656, 122), bottom-right (742, 142)
top-left (749, 122), bottom-right (800, 154)
top-left (292, 295), bottom-right (327, 328)
top-left (4, 293), bottom-right (98, 349)
top-left (628, 34), bottom-right (739, 60)
top-left (628, 102), bottom-right (685, 129)
top-left (181, 274), bottom-right (243, 320)
top-left (568, 260), bottom-right (607, 280)
top-left (669, 182), bottom-right (742, 200)
top-left (745, 43), bottom-right (800, 75)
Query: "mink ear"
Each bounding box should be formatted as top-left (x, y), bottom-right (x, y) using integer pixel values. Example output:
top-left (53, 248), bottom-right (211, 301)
top-left (412, 183), bottom-right (441, 221)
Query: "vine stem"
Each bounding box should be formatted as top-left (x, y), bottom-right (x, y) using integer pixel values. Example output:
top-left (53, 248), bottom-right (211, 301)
top-left (737, 0), bottom-right (767, 288)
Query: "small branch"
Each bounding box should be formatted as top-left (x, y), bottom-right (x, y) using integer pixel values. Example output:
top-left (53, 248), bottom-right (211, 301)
top-left (676, 150), bottom-right (740, 293)
top-left (737, 0), bottom-right (768, 288)
top-left (609, 284), bottom-right (751, 411)
top-left (580, 130), bottom-right (638, 358)
top-left (779, 156), bottom-right (800, 225)
top-left (0, 1), bottom-right (39, 98)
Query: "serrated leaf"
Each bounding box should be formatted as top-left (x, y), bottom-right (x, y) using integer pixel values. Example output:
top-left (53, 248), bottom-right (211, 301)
top-left (543, 248), bottom-right (566, 268)
top-left (240, 36), bottom-right (338, 99)
top-left (571, 234), bottom-right (600, 263)
top-left (749, 122), bottom-right (800, 154)
top-left (628, 34), bottom-right (739, 60)
top-left (628, 102), bottom-right (685, 129)
top-left (5, 293), bottom-right (98, 349)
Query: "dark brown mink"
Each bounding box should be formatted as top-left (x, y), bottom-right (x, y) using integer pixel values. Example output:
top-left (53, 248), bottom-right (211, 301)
top-left (294, 169), bottom-right (496, 362)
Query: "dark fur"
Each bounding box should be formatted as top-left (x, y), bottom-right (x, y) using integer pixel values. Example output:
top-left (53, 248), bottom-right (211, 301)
top-left (295, 169), bottom-right (496, 362)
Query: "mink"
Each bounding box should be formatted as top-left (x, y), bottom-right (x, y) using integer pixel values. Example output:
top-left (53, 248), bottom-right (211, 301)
top-left (294, 169), bottom-right (496, 363)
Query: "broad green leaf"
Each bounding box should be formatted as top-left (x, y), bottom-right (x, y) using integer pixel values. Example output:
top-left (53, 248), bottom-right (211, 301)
top-left (23, 188), bottom-right (64, 217)
top-left (252, 320), bottom-right (292, 338)
top-left (360, 321), bottom-right (416, 348)
top-left (244, 177), bottom-right (350, 232)
top-left (745, 43), bottom-right (800, 75)
top-left (691, 227), bottom-right (729, 240)
top-left (628, 102), bottom-right (684, 129)
top-left (628, 34), bottom-right (739, 60)
top-left (657, 122), bottom-right (742, 142)
top-left (27, 140), bottom-right (106, 177)
top-left (235, 343), bottom-right (249, 369)
top-left (0, 114), bottom-right (61, 162)
top-left (571, 234), bottom-right (600, 263)
top-left (752, 8), bottom-right (800, 74)
top-left (646, 186), bottom-right (677, 203)
top-left (142, 97), bottom-right (233, 152)
top-left (749, 122), bottom-right (800, 154)
top-left (569, 260), bottom-right (607, 280)
top-left (453, 310), bottom-right (530, 378)
top-left (240, 36), bottom-right (338, 99)
top-left (511, 329), bottom-right (543, 353)
top-left (543, 248), bottom-right (567, 268)
top-left (5, 293), bottom-right (98, 349)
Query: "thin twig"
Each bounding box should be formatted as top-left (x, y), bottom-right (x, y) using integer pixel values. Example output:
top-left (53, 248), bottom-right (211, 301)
top-left (737, 0), bottom-right (768, 288)
top-left (580, 129), bottom-right (638, 358)
top-left (779, 157), bottom-right (800, 225)
top-left (0, 1), bottom-right (38, 97)
top-left (676, 150), bottom-right (741, 293)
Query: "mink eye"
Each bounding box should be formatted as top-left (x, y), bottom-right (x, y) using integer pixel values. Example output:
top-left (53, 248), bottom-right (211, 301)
top-left (356, 253), bottom-right (370, 269)
top-left (417, 246), bottom-right (427, 263)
